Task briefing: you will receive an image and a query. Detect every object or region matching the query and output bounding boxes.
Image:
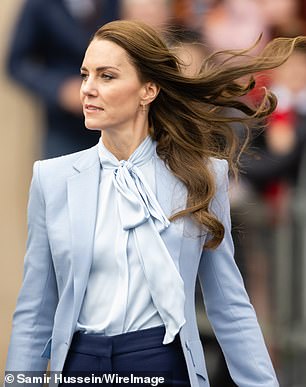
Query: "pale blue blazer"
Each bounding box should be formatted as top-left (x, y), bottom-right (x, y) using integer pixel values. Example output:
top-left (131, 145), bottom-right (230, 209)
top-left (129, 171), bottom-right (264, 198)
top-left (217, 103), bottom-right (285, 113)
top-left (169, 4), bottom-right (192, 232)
top-left (6, 144), bottom-right (279, 387)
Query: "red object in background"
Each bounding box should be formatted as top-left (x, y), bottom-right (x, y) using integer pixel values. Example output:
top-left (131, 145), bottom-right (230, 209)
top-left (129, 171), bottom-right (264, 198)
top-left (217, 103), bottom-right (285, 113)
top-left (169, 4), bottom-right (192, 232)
top-left (262, 107), bottom-right (296, 224)
top-left (246, 71), bottom-right (272, 105)
top-left (268, 109), bottom-right (296, 128)
top-left (172, 0), bottom-right (193, 26)
top-left (263, 180), bottom-right (290, 224)
top-left (246, 71), bottom-right (297, 131)
top-left (263, 180), bottom-right (290, 225)
top-left (264, 180), bottom-right (285, 203)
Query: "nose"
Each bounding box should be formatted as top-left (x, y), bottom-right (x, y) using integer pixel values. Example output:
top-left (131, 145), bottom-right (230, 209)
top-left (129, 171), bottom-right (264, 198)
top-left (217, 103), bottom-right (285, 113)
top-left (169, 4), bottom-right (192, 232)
top-left (80, 77), bottom-right (98, 97)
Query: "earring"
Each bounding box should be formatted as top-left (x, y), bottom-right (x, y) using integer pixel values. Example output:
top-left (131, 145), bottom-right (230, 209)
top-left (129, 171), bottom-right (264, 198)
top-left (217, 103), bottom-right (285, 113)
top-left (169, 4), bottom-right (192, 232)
top-left (140, 103), bottom-right (147, 112)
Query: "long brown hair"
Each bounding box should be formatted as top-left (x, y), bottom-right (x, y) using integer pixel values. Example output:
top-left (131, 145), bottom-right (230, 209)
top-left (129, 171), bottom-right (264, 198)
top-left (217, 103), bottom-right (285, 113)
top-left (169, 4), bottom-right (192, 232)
top-left (93, 20), bottom-right (306, 249)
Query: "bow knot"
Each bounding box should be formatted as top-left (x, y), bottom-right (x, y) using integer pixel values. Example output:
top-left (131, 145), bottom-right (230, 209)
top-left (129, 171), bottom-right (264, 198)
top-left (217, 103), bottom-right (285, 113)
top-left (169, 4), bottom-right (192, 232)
top-left (113, 159), bottom-right (170, 232)
top-left (98, 136), bottom-right (186, 344)
top-left (117, 160), bottom-right (134, 172)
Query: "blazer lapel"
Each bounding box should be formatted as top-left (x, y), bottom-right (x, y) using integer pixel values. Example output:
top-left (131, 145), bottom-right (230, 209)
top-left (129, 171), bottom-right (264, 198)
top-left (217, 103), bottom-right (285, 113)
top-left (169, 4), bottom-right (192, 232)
top-left (155, 156), bottom-right (187, 270)
top-left (67, 145), bottom-right (101, 322)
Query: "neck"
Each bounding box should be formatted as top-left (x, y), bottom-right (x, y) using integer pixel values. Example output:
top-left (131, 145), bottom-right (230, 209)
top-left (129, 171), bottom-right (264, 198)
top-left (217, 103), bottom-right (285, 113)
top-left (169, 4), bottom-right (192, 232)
top-left (101, 127), bottom-right (149, 161)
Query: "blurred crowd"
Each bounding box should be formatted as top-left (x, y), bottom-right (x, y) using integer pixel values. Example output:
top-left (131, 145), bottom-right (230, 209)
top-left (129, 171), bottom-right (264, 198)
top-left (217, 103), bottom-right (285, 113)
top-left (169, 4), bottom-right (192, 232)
top-left (5, 0), bottom-right (306, 386)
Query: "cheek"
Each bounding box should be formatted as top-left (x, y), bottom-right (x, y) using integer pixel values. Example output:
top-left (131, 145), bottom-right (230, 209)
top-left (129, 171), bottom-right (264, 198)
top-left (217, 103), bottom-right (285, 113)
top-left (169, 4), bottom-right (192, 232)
top-left (103, 82), bottom-right (142, 108)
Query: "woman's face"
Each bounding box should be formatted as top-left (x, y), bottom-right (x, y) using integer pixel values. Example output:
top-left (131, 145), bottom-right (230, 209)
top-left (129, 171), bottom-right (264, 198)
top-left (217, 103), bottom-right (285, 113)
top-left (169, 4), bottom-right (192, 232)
top-left (80, 39), bottom-right (147, 132)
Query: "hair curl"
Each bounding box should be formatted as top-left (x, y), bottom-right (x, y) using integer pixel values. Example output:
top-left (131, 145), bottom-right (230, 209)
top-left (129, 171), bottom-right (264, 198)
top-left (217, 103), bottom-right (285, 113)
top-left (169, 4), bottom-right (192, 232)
top-left (93, 20), bottom-right (306, 249)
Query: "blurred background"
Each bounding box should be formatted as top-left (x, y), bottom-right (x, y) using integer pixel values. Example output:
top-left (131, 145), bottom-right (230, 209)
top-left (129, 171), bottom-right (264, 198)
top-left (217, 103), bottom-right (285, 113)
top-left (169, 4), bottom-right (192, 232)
top-left (1, 1), bottom-right (306, 386)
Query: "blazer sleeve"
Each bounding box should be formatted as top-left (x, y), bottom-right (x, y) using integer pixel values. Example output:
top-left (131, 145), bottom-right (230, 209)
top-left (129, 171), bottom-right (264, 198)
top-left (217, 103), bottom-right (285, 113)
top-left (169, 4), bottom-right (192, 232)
top-left (6, 161), bottom-right (58, 372)
top-left (197, 159), bottom-right (279, 387)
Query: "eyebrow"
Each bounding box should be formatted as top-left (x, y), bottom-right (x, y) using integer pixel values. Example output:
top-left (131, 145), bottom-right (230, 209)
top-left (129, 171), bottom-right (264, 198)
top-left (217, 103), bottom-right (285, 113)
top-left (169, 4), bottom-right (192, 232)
top-left (80, 66), bottom-right (120, 72)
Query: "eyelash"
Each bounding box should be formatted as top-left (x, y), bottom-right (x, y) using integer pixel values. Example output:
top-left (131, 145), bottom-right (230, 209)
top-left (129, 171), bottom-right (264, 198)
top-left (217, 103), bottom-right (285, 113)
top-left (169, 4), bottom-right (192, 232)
top-left (102, 73), bottom-right (114, 80)
top-left (80, 73), bottom-right (114, 81)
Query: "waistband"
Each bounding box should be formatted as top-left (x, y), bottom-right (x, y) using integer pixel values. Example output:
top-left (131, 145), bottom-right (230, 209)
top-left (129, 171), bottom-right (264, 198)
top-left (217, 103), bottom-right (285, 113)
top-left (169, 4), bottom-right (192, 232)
top-left (71, 325), bottom-right (180, 357)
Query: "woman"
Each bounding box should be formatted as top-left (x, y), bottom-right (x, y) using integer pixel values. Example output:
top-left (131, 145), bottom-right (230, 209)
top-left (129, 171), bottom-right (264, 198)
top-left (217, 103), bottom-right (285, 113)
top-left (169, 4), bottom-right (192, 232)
top-left (6, 20), bottom-right (304, 386)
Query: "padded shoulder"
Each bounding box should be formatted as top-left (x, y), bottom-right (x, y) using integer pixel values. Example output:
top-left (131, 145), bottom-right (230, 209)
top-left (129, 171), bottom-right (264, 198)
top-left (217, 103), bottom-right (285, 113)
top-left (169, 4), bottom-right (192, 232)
top-left (37, 144), bottom-right (99, 179)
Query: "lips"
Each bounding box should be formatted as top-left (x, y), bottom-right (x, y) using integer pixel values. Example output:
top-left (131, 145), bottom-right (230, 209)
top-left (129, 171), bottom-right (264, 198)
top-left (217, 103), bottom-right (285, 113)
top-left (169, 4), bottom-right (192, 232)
top-left (84, 104), bottom-right (103, 111)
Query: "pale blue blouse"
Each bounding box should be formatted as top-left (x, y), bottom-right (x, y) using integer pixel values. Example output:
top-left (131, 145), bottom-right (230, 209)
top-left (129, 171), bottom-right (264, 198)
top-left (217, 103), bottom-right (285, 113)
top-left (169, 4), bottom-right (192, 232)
top-left (76, 136), bottom-right (185, 343)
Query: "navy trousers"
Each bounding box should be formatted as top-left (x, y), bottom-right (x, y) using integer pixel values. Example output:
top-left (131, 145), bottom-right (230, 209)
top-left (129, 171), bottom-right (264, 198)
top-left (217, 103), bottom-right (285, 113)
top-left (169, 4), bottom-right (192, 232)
top-left (60, 325), bottom-right (191, 386)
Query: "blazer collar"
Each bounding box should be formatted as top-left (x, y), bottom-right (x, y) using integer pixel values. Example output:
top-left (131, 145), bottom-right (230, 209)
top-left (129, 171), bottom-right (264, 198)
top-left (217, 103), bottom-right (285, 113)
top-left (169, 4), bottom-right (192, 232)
top-left (68, 145), bottom-right (101, 324)
top-left (72, 144), bottom-right (100, 172)
top-left (155, 156), bottom-right (187, 270)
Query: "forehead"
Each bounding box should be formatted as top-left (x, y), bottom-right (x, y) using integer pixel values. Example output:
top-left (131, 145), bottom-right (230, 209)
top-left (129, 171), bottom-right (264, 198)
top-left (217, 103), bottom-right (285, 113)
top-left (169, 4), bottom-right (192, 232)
top-left (82, 39), bottom-right (132, 68)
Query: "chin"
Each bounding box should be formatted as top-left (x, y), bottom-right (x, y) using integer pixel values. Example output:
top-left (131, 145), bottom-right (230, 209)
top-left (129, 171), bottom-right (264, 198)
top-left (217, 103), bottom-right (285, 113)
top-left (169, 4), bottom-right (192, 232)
top-left (84, 120), bottom-right (102, 131)
top-left (85, 126), bottom-right (101, 131)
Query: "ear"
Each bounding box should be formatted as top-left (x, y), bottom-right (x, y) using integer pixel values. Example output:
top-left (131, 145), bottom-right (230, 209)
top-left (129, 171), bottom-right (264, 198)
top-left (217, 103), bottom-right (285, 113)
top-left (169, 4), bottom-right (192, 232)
top-left (140, 81), bottom-right (160, 106)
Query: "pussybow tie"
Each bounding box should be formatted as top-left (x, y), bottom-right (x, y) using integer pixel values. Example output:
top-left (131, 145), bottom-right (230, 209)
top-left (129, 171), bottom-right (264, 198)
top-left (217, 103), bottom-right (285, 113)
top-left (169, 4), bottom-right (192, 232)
top-left (99, 136), bottom-right (186, 344)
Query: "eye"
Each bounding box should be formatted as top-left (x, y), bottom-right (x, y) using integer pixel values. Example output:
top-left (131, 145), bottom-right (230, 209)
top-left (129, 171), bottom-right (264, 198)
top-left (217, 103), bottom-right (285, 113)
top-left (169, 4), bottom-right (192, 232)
top-left (101, 73), bottom-right (114, 80)
top-left (80, 72), bottom-right (88, 81)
